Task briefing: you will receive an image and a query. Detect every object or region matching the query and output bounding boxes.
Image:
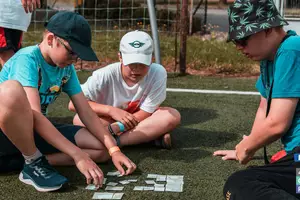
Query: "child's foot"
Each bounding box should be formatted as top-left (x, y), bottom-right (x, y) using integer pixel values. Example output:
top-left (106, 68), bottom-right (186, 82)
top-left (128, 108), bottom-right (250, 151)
top-left (154, 133), bottom-right (172, 149)
top-left (19, 156), bottom-right (68, 192)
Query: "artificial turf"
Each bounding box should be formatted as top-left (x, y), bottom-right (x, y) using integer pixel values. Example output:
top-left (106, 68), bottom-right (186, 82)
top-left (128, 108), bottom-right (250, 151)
top-left (0, 73), bottom-right (281, 200)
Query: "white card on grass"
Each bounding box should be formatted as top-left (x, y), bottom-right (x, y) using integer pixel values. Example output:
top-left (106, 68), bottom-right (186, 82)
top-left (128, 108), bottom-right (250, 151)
top-left (107, 182), bottom-right (118, 186)
top-left (165, 183), bottom-right (183, 192)
top-left (154, 183), bottom-right (165, 187)
top-left (92, 192), bottom-right (114, 199)
top-left (85, 184), bottom-right (99, 190)
top-left (119, 180), bottom-right (130, 185)
top-left (143, 186), bottom-right (154, 191)
top-left (156, 175), bottom-right (167, 182)
top-left (147, 174), bottom-right (158, 179)
top-left (107, 171), bottom-right (121, 176)
top-left (145, 180), bottom-right (156, 184)
top-left (133, 186), bottom-right (144, 191)
top-left (105, 186), bottom-right (124, 191)
top-left (112, 193), bottom-right (124, 200)
top-left (154, 186), bottom-right (165, 192)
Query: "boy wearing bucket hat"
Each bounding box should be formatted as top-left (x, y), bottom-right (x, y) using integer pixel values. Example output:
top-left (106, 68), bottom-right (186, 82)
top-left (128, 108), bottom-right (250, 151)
top-left (69, 30), bottom-right (181, 149)
top-left (214, 0), bottom-right (300, 199)
top-left (0, 11), bottom-right (136, 191)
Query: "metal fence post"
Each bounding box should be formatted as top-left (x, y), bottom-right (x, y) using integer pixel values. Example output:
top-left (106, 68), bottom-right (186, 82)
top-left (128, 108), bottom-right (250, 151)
top-left (180, 0), bottom-right (188, 74)
top-left (147, 0), bottom-right (161, 64)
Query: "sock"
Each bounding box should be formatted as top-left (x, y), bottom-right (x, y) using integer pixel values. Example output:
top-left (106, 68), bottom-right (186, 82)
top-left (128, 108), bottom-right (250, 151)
top-left (23, 149), bottom-right (43, 164)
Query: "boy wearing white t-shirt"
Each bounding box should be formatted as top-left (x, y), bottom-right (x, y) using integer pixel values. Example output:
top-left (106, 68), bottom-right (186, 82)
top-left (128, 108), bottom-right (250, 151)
top-left (0, 0), bottom-right (40, 65)
top-left (69, 30), bottom-right (181, 149)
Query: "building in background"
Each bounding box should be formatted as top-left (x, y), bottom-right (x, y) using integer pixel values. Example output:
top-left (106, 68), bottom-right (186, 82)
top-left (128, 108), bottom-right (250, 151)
top-left (274, 0), bottom-right (300, 33)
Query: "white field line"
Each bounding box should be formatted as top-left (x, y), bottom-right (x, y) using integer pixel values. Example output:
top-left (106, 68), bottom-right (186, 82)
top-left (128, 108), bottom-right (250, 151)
top-left (166, 88), bottom-right (260, 95)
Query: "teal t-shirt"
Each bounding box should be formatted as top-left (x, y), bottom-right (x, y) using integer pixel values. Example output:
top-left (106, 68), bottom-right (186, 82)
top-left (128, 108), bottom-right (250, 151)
top-left (0, 45), bottom-right (82, 115)
top-left (256, 30), bottom-right (300, 153)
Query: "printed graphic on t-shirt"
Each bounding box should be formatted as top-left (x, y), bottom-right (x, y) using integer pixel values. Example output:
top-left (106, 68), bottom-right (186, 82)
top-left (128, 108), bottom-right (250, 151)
top-left (40, 75), bottom-right (70, 115)
top-left (122, 100), bottom-right (140, 114)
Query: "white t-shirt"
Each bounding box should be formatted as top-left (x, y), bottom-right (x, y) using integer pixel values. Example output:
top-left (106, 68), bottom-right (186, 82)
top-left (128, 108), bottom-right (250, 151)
top-left (0, 0), bottom-right (32, 31)
top-left (81, 62), bottom-right (167, 114)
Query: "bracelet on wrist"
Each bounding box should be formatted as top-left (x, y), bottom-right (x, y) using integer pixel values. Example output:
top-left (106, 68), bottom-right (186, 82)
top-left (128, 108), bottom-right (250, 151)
top-left (116, 121), bottom-right (125, 132)
top-left (109, 146), bottom-right (121, 156)
top-left (108, 124), bottom-right (116, 136)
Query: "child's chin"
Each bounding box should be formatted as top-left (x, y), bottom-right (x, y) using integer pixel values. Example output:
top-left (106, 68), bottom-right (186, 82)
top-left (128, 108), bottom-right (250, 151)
top-left (57, 63), bottom-right (71, 68)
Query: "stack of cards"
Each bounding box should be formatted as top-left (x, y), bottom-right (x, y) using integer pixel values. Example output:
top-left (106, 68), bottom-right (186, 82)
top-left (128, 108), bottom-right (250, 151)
top-left (144, 174), bottom-right (184, 192)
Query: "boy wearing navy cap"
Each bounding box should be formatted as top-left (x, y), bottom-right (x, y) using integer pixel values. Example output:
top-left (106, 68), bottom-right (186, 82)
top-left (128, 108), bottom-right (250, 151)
top-left (0, 11), bottom-right (136, 192)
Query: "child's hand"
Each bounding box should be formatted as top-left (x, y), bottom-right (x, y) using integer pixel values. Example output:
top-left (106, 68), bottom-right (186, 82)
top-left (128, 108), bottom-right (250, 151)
top-left (22, 0), bottom-right (41, 13)
top-left (74, 152), bottom-right (104, 187)
top-left (108, 107), bottom-right (139, 130)
top-left (213, 150), bottom-right (237, 161)
top-left (111, 151), bottom-right (137, 176)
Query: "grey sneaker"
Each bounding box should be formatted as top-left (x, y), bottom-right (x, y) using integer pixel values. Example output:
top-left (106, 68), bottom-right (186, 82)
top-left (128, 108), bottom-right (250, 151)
top-left (19, 156), bottom-right (68, 192)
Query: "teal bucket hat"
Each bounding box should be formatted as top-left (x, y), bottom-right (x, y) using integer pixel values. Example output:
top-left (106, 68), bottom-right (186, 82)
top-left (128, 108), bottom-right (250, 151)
top-left (228, 0), bottom-right (288, 42)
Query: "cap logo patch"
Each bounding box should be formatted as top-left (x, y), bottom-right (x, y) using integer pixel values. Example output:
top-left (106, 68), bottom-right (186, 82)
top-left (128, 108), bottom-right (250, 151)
top-left (129, 41), bottom-right (145, 48)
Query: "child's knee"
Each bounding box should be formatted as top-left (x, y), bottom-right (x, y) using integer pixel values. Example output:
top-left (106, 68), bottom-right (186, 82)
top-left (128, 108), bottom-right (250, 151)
top-left (170, 108), bottom-right (181, 125)
top-left (163, 107), bottom-right (181, 128)
top-left (94, 150), bottom-right (110, 163)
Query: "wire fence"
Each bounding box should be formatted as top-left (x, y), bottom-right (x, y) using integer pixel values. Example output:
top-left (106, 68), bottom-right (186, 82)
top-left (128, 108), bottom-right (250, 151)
top-left (23, 0), bottom-right (208, 72)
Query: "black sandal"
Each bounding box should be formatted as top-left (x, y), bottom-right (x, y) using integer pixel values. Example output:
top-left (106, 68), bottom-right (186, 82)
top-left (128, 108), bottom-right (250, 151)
top-left (154, 133), bottom-right (172, 150)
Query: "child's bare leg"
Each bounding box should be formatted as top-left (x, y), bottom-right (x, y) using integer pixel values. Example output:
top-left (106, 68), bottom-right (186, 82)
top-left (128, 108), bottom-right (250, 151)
top-left (119, 107), bottom-right (181, 146)
top-left (0, 80), bottom-right (37, 155)
top-left (72, 107), bottom-right (181, 147)
top-left (46, 128), bottom-right (110, 166)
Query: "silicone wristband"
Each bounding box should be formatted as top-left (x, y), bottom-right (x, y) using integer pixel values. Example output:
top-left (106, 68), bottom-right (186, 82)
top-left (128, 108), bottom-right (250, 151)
top-left (108, 124), bottom-right (116, 136)
top-left (116, 121), bottom-right (125, 132)
top-left (109, 146), bottom-right (121, 156)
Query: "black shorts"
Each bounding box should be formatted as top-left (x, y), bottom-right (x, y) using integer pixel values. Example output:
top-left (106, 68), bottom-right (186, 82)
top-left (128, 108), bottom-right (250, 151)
top-left (224, 147), bottom-right (300, 200)
top-left (0, 27), bottom-right (23, 52)
top-left (0, 123), bottom-right (82, 156)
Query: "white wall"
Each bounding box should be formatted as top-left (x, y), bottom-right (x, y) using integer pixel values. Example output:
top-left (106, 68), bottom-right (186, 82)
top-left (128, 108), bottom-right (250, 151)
top-left (273, 0), bottom-right (300, 34)
top-left (285, 21), bottom-right (300, 34)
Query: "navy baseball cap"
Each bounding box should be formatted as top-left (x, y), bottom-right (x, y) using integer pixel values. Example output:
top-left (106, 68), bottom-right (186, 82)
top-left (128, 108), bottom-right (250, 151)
top-left (45, 11), bottom-right (98, 61)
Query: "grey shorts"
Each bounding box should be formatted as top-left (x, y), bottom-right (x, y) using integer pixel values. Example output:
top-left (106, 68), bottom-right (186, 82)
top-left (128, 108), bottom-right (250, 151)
top-left (0, 123), bottom-right (83, 156)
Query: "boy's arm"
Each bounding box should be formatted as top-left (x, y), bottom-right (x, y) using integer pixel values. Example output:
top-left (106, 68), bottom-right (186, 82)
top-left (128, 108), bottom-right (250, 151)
top-left (133, 109), bottom-right (152, 122)
top-left (236, 97), bottom-right (298, 164)
top-left (32, 110), bottom-right (104, 186)
top-left (23, 87), bottom-right (42, 112)
top-left (23, 86), bottom-right (104, 185)
top-left (70, 92), bottom-right (136, 175)
top-left (69, 100), bottom-right (112, 117)
top-left (69, 100), bottom-right (141, 130)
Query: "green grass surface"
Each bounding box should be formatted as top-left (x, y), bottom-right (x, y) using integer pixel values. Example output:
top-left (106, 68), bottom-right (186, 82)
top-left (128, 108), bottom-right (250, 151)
top-left (0, 73), bottom-right (281, 200)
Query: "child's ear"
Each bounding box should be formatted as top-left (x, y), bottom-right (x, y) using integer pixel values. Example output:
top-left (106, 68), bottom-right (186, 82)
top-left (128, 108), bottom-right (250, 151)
top-left (265, 28), bottom-right (273, 38)
top-left (46, 33), bottom-right (55, 47)
top-left (118, 52), bottom-right (122, 62)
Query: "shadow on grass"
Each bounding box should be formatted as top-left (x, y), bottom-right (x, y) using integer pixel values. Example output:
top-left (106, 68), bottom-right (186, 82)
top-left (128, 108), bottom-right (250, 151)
top-left (176, 107), bottom-right (219, 126)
